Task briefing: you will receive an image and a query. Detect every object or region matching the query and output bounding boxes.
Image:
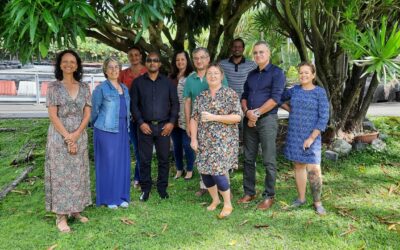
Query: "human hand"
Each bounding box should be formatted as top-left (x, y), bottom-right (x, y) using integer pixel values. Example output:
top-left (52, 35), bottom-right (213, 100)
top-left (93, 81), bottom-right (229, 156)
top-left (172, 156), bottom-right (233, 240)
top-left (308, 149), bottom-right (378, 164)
top-left (64, 131), bottom-right (80, 144)
top-left (247, 120), bottom-right (256, 128)
top-left (246, 109), bottom-right (259, 122)
top-left (161, 123), bottom-right (174, 136)
top-left (190, 139), bottom-right (198, 152)
top-left (303, 137), bottom-right (315, 150)
top-left (68, 142), bottom-right (78, 155)
top-left (201, 111), bottom-right (216, 123)
top-left (140, 123), bottom-right (152, 135)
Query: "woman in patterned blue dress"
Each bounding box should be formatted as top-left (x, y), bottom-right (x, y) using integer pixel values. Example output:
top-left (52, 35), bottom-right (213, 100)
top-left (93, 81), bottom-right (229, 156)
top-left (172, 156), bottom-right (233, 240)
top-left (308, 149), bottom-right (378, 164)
top-left (281, 62), bottom-right (329, 215)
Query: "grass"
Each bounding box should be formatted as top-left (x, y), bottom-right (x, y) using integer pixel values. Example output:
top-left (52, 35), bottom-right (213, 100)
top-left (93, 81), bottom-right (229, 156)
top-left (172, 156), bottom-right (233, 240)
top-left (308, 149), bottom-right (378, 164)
top-left (0, 117), bottom-right (399, 249)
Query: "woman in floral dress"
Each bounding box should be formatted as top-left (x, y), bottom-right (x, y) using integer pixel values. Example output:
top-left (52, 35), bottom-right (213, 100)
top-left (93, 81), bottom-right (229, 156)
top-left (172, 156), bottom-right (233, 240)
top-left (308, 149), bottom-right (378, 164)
top-left (45, 50), bottom-right (92, 232)
top-left (190, 63), bottom-right (242, 218)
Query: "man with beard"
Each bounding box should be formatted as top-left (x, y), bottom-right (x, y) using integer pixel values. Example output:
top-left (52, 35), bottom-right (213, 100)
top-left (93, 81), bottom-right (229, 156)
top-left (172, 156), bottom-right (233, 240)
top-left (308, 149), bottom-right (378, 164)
top-left (219, 38), bottom-right (257, 98)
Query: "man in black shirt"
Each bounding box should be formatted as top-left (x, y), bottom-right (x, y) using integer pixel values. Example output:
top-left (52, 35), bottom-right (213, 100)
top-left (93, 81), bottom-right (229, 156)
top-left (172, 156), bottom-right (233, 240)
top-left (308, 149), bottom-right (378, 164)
top-left (131, 52), bottom-right (179, 201)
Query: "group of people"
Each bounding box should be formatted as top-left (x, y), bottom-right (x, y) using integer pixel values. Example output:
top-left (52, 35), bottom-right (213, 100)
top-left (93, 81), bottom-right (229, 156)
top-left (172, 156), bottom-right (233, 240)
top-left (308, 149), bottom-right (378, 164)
top-left (44, 38), bottom-right (329, 233)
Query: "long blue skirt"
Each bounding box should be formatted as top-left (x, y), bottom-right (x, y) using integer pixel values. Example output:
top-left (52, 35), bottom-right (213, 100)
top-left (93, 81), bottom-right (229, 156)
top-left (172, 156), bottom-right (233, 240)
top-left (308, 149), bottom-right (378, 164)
top-left (94, 95), bottom-right (131, 206)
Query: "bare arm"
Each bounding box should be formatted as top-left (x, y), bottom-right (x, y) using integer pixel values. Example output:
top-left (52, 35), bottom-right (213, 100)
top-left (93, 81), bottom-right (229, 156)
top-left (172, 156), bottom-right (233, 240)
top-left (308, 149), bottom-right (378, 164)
top-left (303, 129), bottom-right (321, 149)
top-left (257, 99), bottom-right (278, 115)
top-left (189, 117), bottom-right (199, 152)
top-left (184, 98), bottom-right (192, 136)
top-left (48, 105), bottom-right (70, 138)
top-left (201, 112), bottom-right (241, 124)
top-left (281, 103), bottom-right (291, 112)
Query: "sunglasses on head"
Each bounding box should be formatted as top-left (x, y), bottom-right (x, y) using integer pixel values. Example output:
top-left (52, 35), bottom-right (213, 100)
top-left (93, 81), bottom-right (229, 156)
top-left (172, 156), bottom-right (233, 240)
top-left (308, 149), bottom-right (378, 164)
top-left (146, 58), bottom-right (160, 63)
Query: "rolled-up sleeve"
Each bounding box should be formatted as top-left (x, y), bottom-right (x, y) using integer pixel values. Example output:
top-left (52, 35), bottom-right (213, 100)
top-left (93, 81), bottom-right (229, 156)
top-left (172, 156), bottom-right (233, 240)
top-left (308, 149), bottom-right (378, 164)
top-left (270, 69), bottom-right (286, 104)
top-left (315, 87), bottom-right (330, 132)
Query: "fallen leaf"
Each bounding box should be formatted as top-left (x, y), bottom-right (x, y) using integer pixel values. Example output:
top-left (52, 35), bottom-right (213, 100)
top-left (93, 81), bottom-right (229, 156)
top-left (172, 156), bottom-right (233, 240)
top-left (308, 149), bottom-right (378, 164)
top-left (161, 224), bottom-right (168, 233)
top-left (340, 224), bottom-right (357, 236)
top-left (270, 212), bottom-right (278, 219)
top-left (254, 224), bottom-right (269, 229)
top-left (278, 201), bottom-right (289, 210)
top-left (47, 244), bottom-right (58, 250)
top-left (228, 240), bottom-right (237, 246)
top-left (388, 224), bottom-right (397, 230)
top-left (143, 232), bottom-right (157, 238)
top-left (199, 202), bottom-right (208, 206)
top-left (358, 165), bottom-right (366, 173)
top-left (120, 218), bottom-right (135, 225)
top-left (239, 220), bottom-right (248, 226)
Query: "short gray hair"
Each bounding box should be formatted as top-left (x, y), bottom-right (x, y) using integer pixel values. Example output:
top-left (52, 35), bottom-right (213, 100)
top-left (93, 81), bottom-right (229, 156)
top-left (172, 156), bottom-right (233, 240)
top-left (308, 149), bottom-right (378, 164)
top-left (192, 47), bottom-right (210, 57)
top-left (253, 41), bottom-right (270, 51)
top-left (102, 57), bottom-right (121, 79)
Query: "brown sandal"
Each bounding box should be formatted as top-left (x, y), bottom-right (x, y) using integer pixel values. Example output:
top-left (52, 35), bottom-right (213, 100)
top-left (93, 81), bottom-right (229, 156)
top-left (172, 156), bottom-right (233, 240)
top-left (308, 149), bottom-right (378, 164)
top-left (56, 215), bottom-right (71, 233)
top-left (71, 213), bottom-right (89, 223)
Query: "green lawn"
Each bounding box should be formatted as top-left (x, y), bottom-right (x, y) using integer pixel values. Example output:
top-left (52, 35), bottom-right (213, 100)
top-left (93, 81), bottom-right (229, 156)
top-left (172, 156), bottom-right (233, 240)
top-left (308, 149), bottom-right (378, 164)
top-left (0, 118), bottom-right (399, 249)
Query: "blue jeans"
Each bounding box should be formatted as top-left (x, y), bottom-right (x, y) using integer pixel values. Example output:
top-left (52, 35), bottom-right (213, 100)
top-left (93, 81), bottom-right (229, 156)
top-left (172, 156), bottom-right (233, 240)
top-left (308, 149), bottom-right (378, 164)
top-left (171, 127), bottom-right (195, 171)
top-left (129, 121), bottom-right (140, 181)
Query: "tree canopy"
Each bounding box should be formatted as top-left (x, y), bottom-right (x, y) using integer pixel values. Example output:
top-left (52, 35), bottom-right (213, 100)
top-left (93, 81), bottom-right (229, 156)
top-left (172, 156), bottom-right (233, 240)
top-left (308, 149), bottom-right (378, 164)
top-left (1, 0), bottom-right (399, 133)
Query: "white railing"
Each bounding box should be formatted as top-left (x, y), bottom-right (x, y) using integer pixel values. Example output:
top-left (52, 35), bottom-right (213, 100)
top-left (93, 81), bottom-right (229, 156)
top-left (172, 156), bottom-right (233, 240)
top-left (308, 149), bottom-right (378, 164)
top-left (0, 72), bottom-right (105, 103)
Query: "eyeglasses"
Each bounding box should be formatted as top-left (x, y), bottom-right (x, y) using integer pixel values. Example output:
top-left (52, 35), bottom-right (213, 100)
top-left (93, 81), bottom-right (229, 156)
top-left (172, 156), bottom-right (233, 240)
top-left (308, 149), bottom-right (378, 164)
top-left (146, 58), bottom-right (160, 63)
top-left (107, 65), bottom-right (120, 70)
top-left (193, 56), bottom-right (208, 61)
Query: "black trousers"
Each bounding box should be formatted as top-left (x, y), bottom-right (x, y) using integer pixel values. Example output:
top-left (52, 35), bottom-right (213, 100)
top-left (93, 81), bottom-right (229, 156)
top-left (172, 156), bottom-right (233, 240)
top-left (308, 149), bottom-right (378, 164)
top-left (138, 123), bottom-right (171, 194)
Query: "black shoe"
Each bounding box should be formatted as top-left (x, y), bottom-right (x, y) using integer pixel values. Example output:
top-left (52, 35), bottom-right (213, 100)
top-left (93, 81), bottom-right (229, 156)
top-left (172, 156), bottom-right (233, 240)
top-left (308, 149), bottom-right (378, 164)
top-left (159, 192), bottom-right (169, 199)
top-left (139, 192), bottom-right (150, 202)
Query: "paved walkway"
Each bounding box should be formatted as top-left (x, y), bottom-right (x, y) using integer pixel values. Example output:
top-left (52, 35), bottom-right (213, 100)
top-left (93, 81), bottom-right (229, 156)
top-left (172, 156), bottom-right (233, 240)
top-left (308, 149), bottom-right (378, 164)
top-left (1, 102), bottom-right (399, 119)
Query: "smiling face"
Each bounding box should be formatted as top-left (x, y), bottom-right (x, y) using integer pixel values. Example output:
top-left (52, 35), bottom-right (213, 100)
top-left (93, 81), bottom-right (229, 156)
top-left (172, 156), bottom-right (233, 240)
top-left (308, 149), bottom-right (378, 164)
top-left (175, 52), bottom-right (187, 72)
top-left (252, 44), bottom-right (270, 67)
top-left (192, 50), bottom-right (210, 71)
top-left (105, 60), bottom-right (120, 80)
top-left (127, 48), bottom-right (142, 66)
top-left (206, 65), bottom-right (223, 89)
top-left (60, 53), bottom-right (78, 75)
top-left (298, 65), bottom-right (316, 86)
top-left (231, 40), bottom-right (244, 58)
top-left (145, 53), bottom-right (161, 73)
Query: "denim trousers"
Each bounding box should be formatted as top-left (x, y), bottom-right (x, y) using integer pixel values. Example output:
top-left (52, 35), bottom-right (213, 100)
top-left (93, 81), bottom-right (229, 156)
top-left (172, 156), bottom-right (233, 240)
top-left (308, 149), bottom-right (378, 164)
top-left (171, 127), bottom-right (195, 171)
top-left (242, 114), bottom-right (278, 199)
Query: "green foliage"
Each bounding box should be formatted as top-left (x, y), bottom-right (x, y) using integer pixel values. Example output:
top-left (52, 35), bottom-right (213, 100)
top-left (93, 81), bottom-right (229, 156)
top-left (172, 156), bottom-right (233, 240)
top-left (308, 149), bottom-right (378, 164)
top-left (120, 0), bottom-right (174, 43)
top-left (0, 0), bottom-right (174, 62)
top-left (339, 17), bottom-right (400, 83)
top-left (0, 118), bottom-right (400, 248)
top-left (1, 0), bottom-right (96, 62)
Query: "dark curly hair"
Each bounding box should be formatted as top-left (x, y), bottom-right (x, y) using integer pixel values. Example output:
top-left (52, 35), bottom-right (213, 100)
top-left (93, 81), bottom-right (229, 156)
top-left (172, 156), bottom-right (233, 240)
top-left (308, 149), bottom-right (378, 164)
top-left (54, 49), bottom-right (83, 81)
top-left (169, 50), bottom-right (194, 80)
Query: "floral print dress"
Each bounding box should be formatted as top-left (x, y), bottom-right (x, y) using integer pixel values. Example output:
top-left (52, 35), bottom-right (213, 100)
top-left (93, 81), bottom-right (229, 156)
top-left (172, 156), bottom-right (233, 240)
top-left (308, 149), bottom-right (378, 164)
top-left (45, 81), bottom-right (92, 214)
top-left (192, 87), bottom-right (242, 175)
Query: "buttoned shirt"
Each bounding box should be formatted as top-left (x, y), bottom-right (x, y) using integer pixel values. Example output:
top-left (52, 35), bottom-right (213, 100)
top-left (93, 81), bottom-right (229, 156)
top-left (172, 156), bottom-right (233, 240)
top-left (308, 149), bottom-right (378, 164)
top-left (130, 73), bottom-right (179, 125)
top-left (219, 57), bottom-right (257, 97)
top-left (241, 63), bottom-right (286, 114)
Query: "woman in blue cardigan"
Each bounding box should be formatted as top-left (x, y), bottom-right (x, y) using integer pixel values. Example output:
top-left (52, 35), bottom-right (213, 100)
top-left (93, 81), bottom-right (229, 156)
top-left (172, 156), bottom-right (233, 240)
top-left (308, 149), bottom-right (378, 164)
top-left (91, 57), bottom-right (131, 209)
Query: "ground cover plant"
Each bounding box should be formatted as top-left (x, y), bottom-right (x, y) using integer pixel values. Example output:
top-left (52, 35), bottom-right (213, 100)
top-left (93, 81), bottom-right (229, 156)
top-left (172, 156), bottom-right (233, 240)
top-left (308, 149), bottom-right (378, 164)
top-left (0, 118), bottom-right (399, 249)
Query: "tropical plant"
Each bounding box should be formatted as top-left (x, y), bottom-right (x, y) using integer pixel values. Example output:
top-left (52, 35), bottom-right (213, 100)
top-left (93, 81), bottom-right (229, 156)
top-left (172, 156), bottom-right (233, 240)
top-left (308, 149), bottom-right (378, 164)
top-left (339, 17), bottom-right (400, 130)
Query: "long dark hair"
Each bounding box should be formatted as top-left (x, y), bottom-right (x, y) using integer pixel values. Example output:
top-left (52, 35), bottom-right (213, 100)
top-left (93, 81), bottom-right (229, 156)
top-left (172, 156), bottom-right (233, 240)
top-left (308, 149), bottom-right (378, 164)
top-left (54, 49), bottom-right (83, 81)
top-left (170, 51), bottom-right (194, 80)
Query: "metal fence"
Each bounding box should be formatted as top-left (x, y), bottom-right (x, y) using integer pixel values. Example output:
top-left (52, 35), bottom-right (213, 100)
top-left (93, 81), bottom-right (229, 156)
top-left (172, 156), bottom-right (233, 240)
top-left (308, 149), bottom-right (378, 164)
top-left (0, 72), bottom-right (105, 103)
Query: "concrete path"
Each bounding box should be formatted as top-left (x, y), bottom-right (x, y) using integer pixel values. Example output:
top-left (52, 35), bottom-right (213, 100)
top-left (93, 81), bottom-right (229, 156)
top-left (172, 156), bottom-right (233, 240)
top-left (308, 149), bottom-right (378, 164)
top-left (1, 102), bottom-right (399, 119)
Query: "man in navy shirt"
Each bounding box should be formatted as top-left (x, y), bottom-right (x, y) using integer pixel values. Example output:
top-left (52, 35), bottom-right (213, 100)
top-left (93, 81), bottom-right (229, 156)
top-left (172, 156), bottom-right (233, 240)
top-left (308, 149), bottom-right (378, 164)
top-left (131, 52), bottom-right (179, 201)
top-left (238, 41), bottom-right (285, 210)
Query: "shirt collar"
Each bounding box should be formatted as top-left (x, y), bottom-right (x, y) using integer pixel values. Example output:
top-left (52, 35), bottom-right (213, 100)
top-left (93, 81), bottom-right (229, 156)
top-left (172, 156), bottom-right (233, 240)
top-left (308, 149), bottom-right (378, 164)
top-left (228, 56), bottom-right (246, 65)
top-left (257, 63), bottom-right (272, 73)
top-left (143, 72), bottom-right (161, 81)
